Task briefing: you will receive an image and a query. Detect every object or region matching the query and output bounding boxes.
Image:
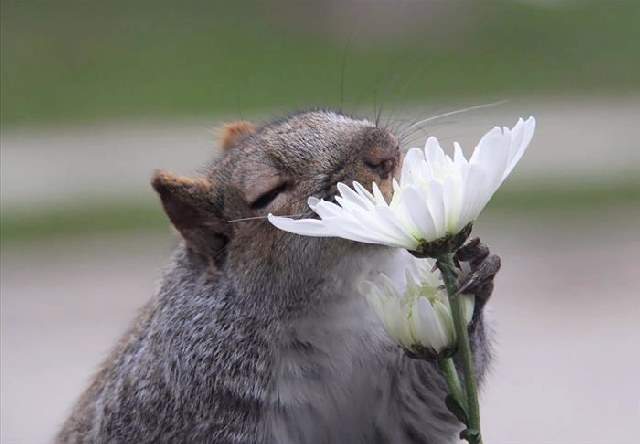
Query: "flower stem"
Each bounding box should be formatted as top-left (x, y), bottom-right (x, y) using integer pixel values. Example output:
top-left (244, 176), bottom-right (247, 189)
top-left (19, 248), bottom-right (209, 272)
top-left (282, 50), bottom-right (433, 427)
top-left (438, 358), bottom-right (467, 411)
top-left (437, 253), bottom-right (483, 444)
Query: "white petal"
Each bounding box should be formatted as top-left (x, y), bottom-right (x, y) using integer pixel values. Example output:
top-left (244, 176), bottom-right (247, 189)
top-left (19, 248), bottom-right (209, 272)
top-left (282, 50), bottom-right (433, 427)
top-left (371, 182), bottom-right (388, 205)
top-left (413, 297), bottom-right (448, 351)
top-left (337, 182), bottom-right (374, 211)
top-left (433, 300), bottom-right (456, 347)
top-left (386, 300), bottom-right (414, 347)
top-left (373, 206), bottom-right (420, 249)
top-left (352, 181), bottom-right (375, 203)
top-left (401, 186), bottom-right (438, 241)
top-left (473, 128), bottom-right (511, 192)
top-left (311, 199), bottom-right (345, 219)
top-left (453, 142), bottom-right (468, 166)
top-left (323, 216), bottom-right (394, 244)
top-left (469, 127), bottom-right (500, 164)
top-left (457, 166), bottom-right (488, 227)
top-left (503, 116), bottom-right (536, 180)
top-left (453, 142), bottom-right (470, 183)
top-left (401, 148), bottom-right (427, 187)
top-left (425, 137), bottom-right (448, 176)
top-left (426, 180), bottom-right (447, 239)
top-left (442, 174), bottom-right (463, 233)
top-left (414, 258), bottom-right (440, 288)
top-left (328, 211), bottom-right (413, 247)
top-left (404, 268), bottom-right (420, 290)
top-left (267, 214), bottom-right (335, 237)
top-left (308, 196), bottom-right (320, 208)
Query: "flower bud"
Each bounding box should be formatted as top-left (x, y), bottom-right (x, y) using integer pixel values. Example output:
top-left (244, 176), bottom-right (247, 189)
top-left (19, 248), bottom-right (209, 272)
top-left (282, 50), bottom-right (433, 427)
top-left (361, 256), bottom-right (474, 359)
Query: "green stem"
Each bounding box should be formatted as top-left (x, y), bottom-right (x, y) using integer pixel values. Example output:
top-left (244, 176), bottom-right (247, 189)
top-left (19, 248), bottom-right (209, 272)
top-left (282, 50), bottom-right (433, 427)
top-left (437, 253), bottom-right (483, 444)
top-left (438, 358), bottom-right (467, 411)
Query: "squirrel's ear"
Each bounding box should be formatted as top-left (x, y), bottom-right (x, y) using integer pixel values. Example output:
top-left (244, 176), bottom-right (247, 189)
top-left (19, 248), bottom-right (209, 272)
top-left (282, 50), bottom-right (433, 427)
top-left (151, 170), bottom-right (230, 264)
top-left (220, 121), bottom-right (255, 151)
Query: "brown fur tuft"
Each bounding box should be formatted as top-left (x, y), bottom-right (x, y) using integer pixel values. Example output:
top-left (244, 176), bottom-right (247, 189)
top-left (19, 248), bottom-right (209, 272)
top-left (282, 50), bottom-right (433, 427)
top-left (220, 121), bottom-right (256, 151)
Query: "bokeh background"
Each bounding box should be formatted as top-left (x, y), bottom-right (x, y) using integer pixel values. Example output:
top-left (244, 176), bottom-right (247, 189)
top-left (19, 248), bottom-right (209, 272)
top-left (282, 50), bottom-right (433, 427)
top-left (2, 1), bottom-right (639, 442)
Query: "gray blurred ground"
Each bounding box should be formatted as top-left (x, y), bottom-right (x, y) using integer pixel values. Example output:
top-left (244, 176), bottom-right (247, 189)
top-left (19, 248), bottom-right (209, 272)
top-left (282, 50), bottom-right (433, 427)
top-left (2, 97), bottom-right (640, 443)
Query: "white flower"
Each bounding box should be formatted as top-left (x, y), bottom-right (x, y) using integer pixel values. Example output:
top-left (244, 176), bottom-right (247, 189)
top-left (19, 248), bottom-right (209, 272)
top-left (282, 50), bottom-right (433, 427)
top-left (268, 117), bottom-right (535, 251)
top-left (361, 255), bottom-right (474, 355)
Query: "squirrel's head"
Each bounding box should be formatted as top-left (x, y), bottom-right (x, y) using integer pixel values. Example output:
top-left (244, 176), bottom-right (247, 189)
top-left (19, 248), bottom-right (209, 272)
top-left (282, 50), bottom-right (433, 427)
top-left (152, 110), bottom-right (400, 278)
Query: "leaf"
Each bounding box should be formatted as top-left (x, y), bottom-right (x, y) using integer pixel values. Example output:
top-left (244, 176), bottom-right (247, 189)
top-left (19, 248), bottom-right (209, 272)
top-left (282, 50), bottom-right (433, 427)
top-left (445, 394), bottom-right (469, 424)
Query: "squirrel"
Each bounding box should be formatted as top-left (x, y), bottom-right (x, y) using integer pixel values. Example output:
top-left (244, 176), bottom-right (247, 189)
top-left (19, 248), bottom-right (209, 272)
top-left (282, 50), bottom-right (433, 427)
top-left (56, 110), bottom-right (500, 444)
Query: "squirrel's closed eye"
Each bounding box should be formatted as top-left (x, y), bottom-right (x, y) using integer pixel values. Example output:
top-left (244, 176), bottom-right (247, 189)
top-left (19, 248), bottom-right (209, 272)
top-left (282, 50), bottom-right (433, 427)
top-left (249, 181), bottom-right (289, 210)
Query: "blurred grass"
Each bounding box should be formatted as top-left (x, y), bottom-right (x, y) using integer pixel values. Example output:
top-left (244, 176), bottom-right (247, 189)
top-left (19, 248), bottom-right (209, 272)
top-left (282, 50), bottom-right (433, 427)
top-left (2, 179), bottom-right (638, 245)
top-left (2, 0), bottom-right (639, 126)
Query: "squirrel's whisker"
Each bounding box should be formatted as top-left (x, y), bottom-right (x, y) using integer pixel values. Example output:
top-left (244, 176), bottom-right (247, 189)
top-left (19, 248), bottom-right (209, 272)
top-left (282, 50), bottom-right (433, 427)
top-left (228, 213), bottom-right (306, 223)
top-left (405, 100), bottom-right (509, 133)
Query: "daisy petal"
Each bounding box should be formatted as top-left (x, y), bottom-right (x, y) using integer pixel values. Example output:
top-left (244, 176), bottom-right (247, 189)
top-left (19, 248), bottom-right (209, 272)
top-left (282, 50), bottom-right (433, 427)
top-left (426, 180), bottom-right (446, 238)
top-left (267, 214), bottom-right (335, 237)
top-left (401, 186), bottom-right (437, 241)
top-left (414, 296), bottom-right (448, 352)
top-left (503, 116), bottom-right (536, 180)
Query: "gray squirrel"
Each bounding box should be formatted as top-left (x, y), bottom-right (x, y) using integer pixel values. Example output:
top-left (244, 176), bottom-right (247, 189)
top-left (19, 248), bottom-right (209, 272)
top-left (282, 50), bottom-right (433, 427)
top-left (57, 110), bottom-right (500, 443)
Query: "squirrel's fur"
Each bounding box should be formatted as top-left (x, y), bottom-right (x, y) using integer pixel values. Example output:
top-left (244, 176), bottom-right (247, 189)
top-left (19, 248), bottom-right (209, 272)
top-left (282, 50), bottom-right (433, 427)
top-left (57, 110), bottom-right (493, 443)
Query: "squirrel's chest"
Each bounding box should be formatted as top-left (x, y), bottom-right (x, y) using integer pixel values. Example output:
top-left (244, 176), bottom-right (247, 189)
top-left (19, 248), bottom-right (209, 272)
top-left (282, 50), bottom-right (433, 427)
top-left (268, 298), bottom-right (393, 442)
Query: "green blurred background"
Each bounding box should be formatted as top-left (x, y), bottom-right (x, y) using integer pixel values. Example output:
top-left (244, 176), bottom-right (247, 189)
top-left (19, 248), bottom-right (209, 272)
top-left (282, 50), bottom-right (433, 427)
top-left (3, 0), bottom-right (640, 126)
top-left (1, 1), bottom-right (639, 442)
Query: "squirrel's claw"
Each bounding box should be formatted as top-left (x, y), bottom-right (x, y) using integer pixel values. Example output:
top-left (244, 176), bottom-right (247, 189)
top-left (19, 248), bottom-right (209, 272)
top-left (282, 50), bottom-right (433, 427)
top-left (454, 238), bottom-right (501, 310)
top-left (455, 237), bottom-right (489, 266)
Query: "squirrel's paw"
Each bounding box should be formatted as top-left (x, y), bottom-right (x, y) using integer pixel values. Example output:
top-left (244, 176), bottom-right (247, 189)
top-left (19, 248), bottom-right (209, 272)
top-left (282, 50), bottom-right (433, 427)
top-left (454, 237), bottom-right (501, 311)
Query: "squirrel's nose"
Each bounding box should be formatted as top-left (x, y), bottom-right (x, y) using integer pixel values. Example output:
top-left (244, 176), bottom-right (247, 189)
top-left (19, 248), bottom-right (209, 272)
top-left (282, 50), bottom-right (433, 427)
top-left (363, 145), bottom-right (399, 179)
